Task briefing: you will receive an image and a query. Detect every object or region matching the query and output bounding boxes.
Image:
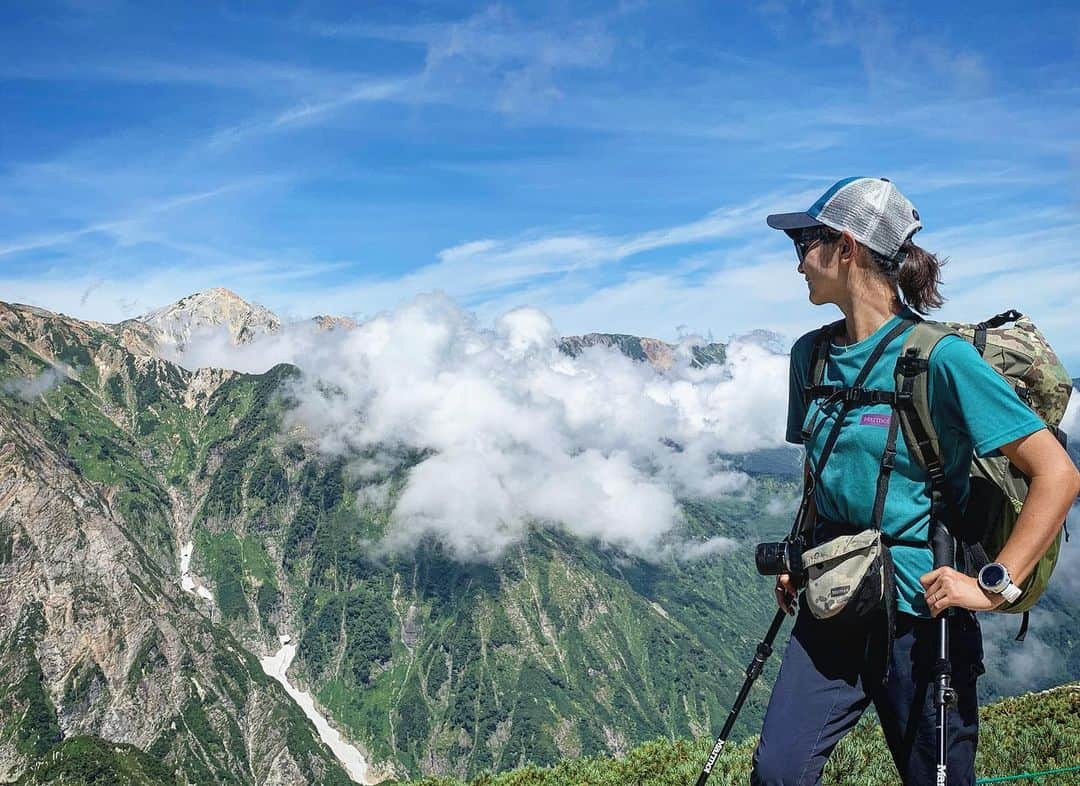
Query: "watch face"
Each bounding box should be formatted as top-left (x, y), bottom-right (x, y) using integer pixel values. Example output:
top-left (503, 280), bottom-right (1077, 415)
top-left (981, 564), bottom-right (1007, 590)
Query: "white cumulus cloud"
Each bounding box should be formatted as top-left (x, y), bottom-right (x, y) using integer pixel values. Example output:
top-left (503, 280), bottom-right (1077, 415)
top-left (172, 293), bottom-right (792, 562)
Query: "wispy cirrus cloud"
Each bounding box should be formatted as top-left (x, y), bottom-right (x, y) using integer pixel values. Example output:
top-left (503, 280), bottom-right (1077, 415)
top-left (0, 185), bottom-right (806, 326)
top-left (315, 5), bottom-right (615, 71)
top-left (208, 77), bottom-right (414, 146)
top-left (13, 176), bottom-right (1077, 378)
top-left (760, 0), bottom-right (991, 94)
top-left (0, 57), bottom-right (357, 94)
top-left (258, 186), bottom-right (821, 319)
top-left (313, 4), bottom-right (616, 114)
top-left (0, 179), bottom-right (273, 258)
top-left (2, 1), bottom-right (1077, 378)
top-left (191, 4), bottom-right (623, 148)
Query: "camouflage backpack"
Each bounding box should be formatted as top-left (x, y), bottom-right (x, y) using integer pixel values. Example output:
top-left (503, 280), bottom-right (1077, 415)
top-left (891, 310), bottom-right (1073, 631)
top-left (803, 309), bottom-right (1072, 637)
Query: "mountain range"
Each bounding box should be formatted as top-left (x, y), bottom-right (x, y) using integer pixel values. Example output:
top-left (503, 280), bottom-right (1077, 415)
top-left (0, 291), bottom-right (1076, 784)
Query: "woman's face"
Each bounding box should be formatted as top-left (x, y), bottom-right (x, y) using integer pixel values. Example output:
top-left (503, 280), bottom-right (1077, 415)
top-left (794, 230), bottom-right (843, 306)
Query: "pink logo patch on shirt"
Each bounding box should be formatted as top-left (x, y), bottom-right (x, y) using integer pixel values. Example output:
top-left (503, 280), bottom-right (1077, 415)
top-left (859, 413), bottom-right (892, 428)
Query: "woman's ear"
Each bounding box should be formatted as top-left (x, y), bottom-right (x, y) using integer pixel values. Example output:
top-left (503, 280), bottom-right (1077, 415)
top-left (838, 231), bottom-right (858, 265)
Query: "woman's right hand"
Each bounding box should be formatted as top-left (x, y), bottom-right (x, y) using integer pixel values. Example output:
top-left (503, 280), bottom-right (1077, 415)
top-left (774, 573), bottom-right (797, 616)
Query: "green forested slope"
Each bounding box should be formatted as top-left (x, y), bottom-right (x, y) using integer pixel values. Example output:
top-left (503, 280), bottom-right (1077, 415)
top-left (14, 687), bottom-right (1079, 786)
top-left (0, 305), bottom-right (356, 785)
top-left (191, 368), bottom-right (797, 775)
top-left (171, 355), bottom-right (1080, 778)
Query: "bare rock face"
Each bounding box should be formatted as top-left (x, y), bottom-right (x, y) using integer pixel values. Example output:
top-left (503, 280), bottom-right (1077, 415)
top-left (138, 287), bottom-right (283, 352)
top-left (0, 301), bottom-right (353, 785)
top-left (182, 366), bottom-right (238, 412)
top-left (401, 604), bottom-right (422, 648)
top-left (557, 332), bottom-right (726, 371)
top-left (131, 290), bottom-right (363, 370)
top-left (311, 315), bottom-right (359, 332)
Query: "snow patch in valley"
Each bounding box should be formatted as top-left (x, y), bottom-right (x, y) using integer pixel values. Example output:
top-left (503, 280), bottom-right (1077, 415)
top-left (260, 638), bottom-right (376, 785)
top-left (179, 541), bottom-right (214, 602)
top-left (178, 544), bottom-right (377, 782)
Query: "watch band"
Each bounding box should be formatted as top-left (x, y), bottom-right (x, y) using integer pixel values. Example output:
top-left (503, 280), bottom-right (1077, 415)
top-left (1001, 582), bottom-right (1022, 603)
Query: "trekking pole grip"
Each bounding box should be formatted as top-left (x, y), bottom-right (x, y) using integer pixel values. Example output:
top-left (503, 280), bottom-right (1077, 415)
top-left (931, 519), bottom-right (954, 571)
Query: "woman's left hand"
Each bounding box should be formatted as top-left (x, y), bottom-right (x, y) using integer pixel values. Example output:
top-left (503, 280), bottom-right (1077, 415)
top-left (919, 567), bottom-right (1006, 616)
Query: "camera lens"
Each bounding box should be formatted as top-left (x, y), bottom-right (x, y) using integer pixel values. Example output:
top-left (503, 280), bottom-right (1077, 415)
top-left (755, 542), bottom-right (790, 576)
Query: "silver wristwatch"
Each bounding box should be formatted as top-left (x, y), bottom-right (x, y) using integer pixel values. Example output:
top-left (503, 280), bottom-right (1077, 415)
top-left (977, 562), bottom-right (1022, 604)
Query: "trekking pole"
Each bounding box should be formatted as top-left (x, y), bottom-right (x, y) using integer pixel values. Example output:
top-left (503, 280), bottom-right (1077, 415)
top-left (931, 520), bottom-right (957, 786)
top-left (693, 608), bottom-right (787, 786)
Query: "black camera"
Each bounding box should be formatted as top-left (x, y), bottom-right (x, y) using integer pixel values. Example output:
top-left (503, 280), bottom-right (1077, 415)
top-left (755, 539), bottom-right (804, 577)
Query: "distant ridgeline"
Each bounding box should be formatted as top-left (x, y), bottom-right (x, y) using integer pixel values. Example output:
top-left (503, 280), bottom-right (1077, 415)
top-left (0, 294), bottom-right (1077, 784)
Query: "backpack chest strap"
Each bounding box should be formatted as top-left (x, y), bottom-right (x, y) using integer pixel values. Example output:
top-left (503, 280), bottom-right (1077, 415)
top-left (804, 384), bottom-right (912, 408)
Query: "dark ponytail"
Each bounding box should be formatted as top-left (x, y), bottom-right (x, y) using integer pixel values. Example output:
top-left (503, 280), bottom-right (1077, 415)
top-left (896, 241), bottom-right (947, 315)
top-left (866, 240), bottom-right (947, 315)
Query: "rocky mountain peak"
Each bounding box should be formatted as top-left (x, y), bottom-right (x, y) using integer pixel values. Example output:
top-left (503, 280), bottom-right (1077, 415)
top-left (311, 314), bottom-right (359, 332)
top-left (137, 288), bottom-right (282, 351)
top-left (557, 332), bottom-right (726, 371)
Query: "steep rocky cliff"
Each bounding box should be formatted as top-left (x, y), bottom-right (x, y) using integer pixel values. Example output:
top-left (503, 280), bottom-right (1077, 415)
top-left (0, 302), bottom-right (354, 784)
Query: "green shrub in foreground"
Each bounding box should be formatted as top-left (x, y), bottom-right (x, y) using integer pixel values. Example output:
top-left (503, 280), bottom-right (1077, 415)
top-left (14, 736), bottom-right (179, 785)
top-left (402, 684), bottom-right (1080, 786)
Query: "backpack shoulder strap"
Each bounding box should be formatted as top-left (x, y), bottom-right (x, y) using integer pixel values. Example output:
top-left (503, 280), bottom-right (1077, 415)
top-left (804, 319), bottom-right (845, 399)
top-left (893, 321), bottom-right (965, 539)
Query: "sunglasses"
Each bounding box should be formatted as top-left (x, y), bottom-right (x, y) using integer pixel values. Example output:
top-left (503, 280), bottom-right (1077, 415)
top-left (791, 228), bottom-right (840, 264)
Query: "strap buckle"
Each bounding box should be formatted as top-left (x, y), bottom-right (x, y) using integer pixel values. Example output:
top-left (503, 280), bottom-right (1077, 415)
top-left (927, 462), bottom-right (947, 486)
top-left (895, 354), bottom-right (928, 377)
top-left (881, 448), bottom-right (896, 470)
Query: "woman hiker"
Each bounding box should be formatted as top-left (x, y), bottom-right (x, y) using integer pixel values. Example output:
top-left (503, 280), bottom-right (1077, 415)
top-left (750, 177), bottom-right (1080, 785)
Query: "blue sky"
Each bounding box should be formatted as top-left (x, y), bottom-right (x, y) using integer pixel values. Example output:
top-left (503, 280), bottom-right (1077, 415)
top-left (1, 1), bottom-right (1078, 370)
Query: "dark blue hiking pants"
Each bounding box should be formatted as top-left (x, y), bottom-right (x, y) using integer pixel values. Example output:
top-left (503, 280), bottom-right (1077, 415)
top-left (750, 603), bottom-right (984, 786)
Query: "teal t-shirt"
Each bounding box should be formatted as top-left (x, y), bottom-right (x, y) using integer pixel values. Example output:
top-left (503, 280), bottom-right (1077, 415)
top-left (786, 306), bottom-right (1045, 617)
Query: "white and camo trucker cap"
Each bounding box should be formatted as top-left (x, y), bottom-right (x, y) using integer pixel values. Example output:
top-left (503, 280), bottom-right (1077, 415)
top-left (766, 177), bottom-right (922, 261)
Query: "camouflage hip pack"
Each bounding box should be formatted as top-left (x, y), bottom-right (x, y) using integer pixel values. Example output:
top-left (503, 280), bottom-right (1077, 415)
top-left (802, 528), bottom-right (896, 626)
